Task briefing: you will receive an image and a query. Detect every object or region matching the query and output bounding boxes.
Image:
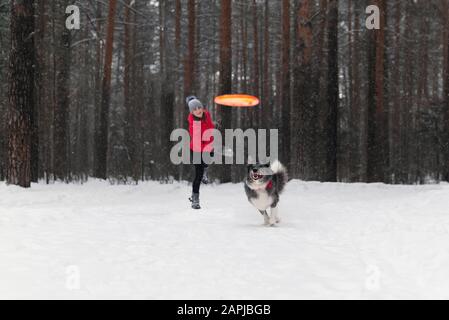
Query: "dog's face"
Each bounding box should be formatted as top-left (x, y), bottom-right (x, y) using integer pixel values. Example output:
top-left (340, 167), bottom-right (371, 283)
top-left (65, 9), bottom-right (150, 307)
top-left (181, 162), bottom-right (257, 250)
top-left (247, 163), bottom-right (273, 185)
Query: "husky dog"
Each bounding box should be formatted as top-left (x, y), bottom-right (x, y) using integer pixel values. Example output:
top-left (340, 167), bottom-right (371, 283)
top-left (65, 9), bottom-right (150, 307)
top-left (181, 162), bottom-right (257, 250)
top-left (244, 160), bottom-right (288, 226)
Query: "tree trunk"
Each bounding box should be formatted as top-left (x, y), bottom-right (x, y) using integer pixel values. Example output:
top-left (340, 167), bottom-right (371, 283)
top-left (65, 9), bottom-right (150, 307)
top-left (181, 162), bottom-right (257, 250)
top-left (94, 0), bottom-right (118, 179)
top-left (292, 0), bottom-right (312, 178)
top-left (7, 0), bottom-right (36, 188)
top-left (184, 0), bottom-right (196, 98)
top-left (245, 0), bottom-right (258, 132)
top-left (391, 2), bottom-right (402, 183)
top-left (219, 0), bottom-right (232, 182)
top-left (36, 0), bottom-right (47, 182)
top-left (78, 32), bottom-right (90, 181)
top-left (325, 0), bottom-right (339, 182)
top-left (350, 0), bottom-right (362, 182)
top-left (367, 0), bottom-right (387, 183)
top-left (241, 2), bottom-right (248, 93)
top-left (93, 2), bottom-right (103, 178)
top-left (262, 0), bottom-right (271, 129)
top-left (281, 0), bottom-right (291, 164)
top-left (443, 0), bottom-right (449, 181)
top-left (160, 0), bottom-right (175, 180)
top-left (54, 0), bottom-right (71, 181)
top-left (416, 10), bottom-right (429, 184)
top-left (124, 0), bottom-right (136, 181)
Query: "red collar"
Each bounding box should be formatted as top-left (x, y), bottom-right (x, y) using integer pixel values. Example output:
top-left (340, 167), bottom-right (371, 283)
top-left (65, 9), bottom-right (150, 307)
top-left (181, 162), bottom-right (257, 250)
top-left (266, 180), bottom-right (273, 190)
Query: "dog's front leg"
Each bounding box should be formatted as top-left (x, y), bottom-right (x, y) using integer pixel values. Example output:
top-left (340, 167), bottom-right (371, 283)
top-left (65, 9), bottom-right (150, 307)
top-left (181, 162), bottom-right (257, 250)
top-left (271, 206), bottom-right (281, 224)
top-left (259, 210), bottom-right (271, 226)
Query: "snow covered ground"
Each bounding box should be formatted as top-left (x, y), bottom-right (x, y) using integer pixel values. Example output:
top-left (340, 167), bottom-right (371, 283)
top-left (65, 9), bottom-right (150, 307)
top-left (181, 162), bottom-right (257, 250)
top-left (1, 179), bottom-right (449, 300)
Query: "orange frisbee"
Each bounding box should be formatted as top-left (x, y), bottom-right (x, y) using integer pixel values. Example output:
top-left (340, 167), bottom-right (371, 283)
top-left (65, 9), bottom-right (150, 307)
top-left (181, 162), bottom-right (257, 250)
top-left (214, 94), bottom-right (260, 107)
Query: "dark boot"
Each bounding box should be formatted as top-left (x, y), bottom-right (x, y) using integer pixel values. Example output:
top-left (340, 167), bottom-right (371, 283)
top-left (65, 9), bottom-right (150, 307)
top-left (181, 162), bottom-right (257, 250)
top-left (189, 193), bottom-right (201, 209)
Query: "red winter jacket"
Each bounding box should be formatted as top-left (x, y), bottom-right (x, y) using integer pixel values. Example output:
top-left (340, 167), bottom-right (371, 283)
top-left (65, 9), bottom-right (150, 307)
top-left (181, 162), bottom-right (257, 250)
top-left (188, 110), bottom-right (215, 153)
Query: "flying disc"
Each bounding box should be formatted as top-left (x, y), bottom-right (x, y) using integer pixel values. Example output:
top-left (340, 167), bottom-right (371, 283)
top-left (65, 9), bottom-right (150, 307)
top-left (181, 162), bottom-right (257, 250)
top-left (214, 94), bottom-right (260, 107)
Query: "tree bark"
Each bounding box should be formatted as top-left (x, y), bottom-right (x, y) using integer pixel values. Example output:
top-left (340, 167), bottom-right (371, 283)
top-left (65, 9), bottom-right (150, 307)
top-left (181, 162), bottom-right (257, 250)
top-left (184, 0), bottom-right (196, 97)
top-left (219, 0), bottom-right (232, 182)
top-left (7, 0), bottom-right (36, 188)
top-left (325, 0), bottom-right (339, 182)
top-left (252, 0), bottom-right (260, 129)
top-left (160, 0), bottom-right (175, 180)
top-left (292, 0), bottom-right (312, 178)
top-left (93, 2), bottom-right (103, 178)
top-left (262, 0), bottom-right (271, 129)
top-left (281, 0), bottom-right (291, 164)
top-left (36, 0), bottom-right (47, 182)
top-left (367, 0), bottom-right (387, 183)
top-left (443, 0), bottom-right (449, 181)
top-left (124, 0), bottom-right (136, 181)
top-left (94, 0), bottom-right (118, 179)
top-left (54, 0), bottom-right (71, 181)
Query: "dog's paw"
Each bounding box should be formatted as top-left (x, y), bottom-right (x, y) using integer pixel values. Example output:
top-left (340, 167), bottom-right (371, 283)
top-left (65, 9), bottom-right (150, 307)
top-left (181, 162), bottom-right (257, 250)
top-left (263, 220), bottom-right (273, 227)
top-left (265, 217), bottom-right (277, 227)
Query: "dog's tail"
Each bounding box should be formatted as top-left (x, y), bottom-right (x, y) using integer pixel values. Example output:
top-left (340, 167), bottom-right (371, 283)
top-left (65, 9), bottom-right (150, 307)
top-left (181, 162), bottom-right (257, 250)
top-left (271, 160), bottom-right (288, 193)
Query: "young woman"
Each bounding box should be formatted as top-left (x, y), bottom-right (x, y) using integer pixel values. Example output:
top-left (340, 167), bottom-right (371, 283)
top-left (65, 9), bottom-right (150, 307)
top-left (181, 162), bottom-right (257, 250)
top-left (186, 96), bottom-right (215, 209)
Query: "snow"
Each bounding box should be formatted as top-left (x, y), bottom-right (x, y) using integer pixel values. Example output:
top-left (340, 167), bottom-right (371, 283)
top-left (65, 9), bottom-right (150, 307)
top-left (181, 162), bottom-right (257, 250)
top-left (1, 180), bottom-right (449, 299)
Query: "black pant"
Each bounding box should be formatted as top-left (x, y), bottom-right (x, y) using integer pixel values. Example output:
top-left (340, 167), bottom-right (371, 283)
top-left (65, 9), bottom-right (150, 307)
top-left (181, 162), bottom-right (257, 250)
top-left (192, 152), bottom-right (212, 194)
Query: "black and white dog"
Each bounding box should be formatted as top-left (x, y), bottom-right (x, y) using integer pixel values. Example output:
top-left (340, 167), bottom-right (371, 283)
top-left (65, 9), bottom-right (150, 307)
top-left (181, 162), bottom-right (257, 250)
top-left (244, 160), bottom-right (288, 226)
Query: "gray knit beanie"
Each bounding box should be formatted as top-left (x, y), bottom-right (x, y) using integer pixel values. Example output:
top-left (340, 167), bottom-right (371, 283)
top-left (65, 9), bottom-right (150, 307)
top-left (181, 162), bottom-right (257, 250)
top-left (186, 96), bottom-right (204, 112)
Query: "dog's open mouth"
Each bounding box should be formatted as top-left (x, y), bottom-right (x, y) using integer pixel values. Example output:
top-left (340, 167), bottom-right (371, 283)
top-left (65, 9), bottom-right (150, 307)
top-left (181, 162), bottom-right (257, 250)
top-left (251, 172), bottom-right (263, 180)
